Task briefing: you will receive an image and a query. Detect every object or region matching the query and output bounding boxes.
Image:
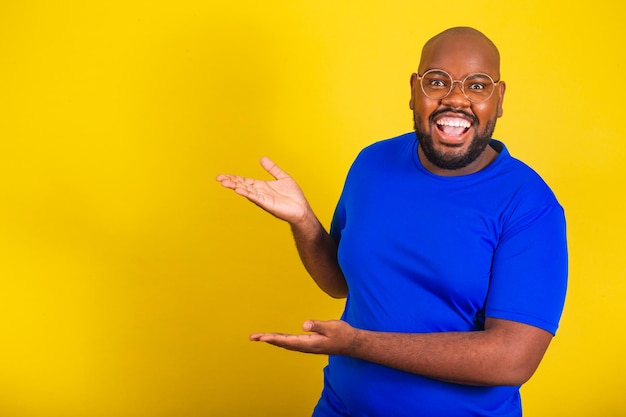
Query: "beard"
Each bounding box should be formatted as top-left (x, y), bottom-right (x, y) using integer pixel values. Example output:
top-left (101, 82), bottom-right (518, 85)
top-left (414, 110), bottom-right (497, 171)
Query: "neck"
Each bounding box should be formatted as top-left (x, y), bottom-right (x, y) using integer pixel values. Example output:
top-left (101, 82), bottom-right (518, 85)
top-left (418, 144), bottom-right (498, 177)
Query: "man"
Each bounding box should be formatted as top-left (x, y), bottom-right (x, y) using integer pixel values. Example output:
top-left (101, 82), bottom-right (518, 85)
top-left (217, 27), bottom-right (567, 417)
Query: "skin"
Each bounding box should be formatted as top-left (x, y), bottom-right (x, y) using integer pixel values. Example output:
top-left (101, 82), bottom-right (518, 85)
top-left (410, 27), bottom-right (506, 176)
top-left (216, 27), bottom-right (553, 387)
top-left (217, 156), bottom-right (347, 298)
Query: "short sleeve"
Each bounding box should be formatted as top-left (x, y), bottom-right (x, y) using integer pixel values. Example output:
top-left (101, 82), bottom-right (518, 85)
top-left (486, 202), bottom-right (568, 335)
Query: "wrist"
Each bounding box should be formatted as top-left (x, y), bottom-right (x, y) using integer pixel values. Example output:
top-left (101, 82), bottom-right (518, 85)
top-left (290, 209), bottom-right (322, 237)
top-left (345, 324), bottom-right (365, 356)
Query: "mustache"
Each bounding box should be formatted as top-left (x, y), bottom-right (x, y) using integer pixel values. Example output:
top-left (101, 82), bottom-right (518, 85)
top-left (429, 108), bottom-right (478, 125)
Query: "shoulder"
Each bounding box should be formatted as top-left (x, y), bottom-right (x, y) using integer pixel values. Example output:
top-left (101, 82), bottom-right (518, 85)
top-left (488, 142), bottom-right (565, 233)
top-left (492, 141), bottom-right (560, 205)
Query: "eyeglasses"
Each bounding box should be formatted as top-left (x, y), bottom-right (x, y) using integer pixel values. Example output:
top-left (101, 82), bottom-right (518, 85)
top-left (418, 69), bottom-right (500, 103)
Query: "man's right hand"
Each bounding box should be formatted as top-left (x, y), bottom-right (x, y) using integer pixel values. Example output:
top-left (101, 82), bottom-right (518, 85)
top-left (218, 156), bottom-right (347, 298)
top-left (216, 156), bottom-right (312, 226)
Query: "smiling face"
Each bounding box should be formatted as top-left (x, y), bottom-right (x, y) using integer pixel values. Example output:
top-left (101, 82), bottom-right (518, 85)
top-left (410, 28), bottom-right (506, 175)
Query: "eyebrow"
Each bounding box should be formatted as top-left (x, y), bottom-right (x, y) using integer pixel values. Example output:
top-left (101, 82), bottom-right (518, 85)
top-left (420, 68), bottom-right (497, 80)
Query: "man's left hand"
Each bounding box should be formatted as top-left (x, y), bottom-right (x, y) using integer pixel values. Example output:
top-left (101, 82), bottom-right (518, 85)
top-left (249, 320), bottom-right (358, 355)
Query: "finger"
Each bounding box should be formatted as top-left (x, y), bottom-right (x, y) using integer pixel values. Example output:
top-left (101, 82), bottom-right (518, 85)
top-left (217, 176), bottom-right (257, 198)
top-left (215, 174), bottom-right (235, 188)
top-left (303, 319), bottom-right (330, 334)
top-left (254, 333), bottom-right (315, 350)
top-left (302, 320), bottom-right (315, 332)
top-left (216, 174), bottom-right (247, 190)
top-left (217, 174), bottom-right (255, 186)
top-left (249, 332), bottom-right (290, 341)
top-left (260, 156), bottom-right (290, 180)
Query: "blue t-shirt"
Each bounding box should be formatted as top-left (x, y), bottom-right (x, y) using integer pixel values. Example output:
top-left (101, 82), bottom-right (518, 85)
top-left (314, 132), bottom-right (568, 417)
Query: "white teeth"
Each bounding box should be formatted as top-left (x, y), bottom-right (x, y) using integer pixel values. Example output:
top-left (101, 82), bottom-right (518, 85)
top-left (436, 119), bottom-right (471, 128)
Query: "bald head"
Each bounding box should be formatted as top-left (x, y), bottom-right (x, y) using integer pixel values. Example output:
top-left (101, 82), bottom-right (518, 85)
top-left (418, 27), bottom-right (501, 79)
top-left (409, 27), bottom-right (506, 175)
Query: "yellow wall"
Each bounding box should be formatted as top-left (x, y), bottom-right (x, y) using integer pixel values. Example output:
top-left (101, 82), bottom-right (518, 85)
top-left (0, 1), bottom-right (623, 416)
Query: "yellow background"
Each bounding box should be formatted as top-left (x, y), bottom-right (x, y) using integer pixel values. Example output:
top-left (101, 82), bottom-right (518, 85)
top-left (0, 1), bottom-right (624, 416)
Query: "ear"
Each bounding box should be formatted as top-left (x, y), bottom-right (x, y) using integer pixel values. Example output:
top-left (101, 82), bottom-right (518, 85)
top-left (409, 73), bottom-right (418, 110)
top-left (496, 81), bottom-right (506, 118)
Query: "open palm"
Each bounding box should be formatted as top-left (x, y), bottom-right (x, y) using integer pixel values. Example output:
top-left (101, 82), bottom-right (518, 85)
top-left (216, 156), bottom-right (310, 225)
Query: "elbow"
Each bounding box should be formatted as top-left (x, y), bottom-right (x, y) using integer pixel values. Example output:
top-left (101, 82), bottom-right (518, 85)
top-left (498, 363), bottom-right (539, 386)
top-left (319, 277), bottom-right (348, 299)
top-left (482, 318), bottom-right (553, 386)
top-left (326, 286), bottom-right (348, 299)
top-left (466, 362), bottom-right (538, 387)
top-left (490, 353), bottom-right (545, 386)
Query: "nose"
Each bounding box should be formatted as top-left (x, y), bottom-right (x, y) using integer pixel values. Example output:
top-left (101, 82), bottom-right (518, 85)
top-left (442, 80), bottom-right (471, 107)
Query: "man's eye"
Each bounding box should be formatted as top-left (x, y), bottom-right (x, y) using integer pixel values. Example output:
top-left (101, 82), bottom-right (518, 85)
top-left (430, 79), bottom-right (447, 87)
top-left (467, 83), bottom-right (486, 90)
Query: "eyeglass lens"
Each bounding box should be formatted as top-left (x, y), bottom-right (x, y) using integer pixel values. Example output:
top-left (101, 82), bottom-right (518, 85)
top-left (420, 70), bottom-right (495, 103)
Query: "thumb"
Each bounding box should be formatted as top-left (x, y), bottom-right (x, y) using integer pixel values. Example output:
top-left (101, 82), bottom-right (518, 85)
top-left (260, 156), bottom-right (290, 180)
top-left (302, 320), bottom-right (320, 332)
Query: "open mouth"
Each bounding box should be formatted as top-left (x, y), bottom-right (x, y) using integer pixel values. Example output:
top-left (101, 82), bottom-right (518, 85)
top-left (435, 117), bottom-right (471, 139)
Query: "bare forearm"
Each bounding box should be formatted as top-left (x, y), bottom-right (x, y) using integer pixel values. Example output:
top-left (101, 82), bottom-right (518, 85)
top-left (348, 319), bottom-right (552, 386)
top-left (351, 329), bottom-right (508, 385)
top-left (290, 215), bottom-right (347, 298)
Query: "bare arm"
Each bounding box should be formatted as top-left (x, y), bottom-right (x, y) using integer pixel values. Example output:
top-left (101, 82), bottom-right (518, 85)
top-left (288, 211), bottom-right (347, 298)
top-left (250, 317), bottom-right (552, 386)
top-left (217, 157), bottom-right (347, 298)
